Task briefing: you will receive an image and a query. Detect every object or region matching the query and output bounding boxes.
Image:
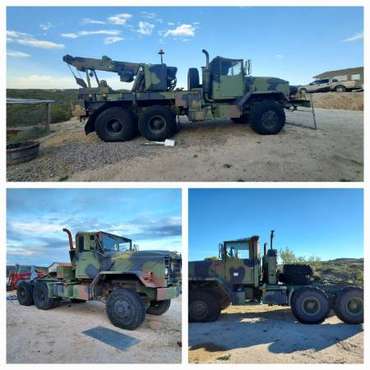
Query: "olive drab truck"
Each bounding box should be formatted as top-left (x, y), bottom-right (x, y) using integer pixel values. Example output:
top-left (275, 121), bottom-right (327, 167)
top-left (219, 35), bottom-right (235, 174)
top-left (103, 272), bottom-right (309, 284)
top-left (16, 229), bottom-right (182, 330)
top-left (189, 231), bottom-right (363, 325)
top-left (63, 49), bottom-right (309, 142)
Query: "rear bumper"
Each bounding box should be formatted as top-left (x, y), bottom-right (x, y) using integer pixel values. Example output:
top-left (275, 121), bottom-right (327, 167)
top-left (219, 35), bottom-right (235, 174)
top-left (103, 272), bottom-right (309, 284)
top-left (156, 286), bottom-right (180, 301)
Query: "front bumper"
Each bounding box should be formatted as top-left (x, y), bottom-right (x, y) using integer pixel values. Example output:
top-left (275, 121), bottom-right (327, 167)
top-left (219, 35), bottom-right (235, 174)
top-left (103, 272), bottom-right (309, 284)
top-left (156, 286), bottom-right (180, 301)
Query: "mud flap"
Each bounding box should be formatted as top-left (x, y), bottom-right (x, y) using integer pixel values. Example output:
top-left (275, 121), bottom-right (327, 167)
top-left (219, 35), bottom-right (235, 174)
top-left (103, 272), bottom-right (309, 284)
top-left (84, 116), bottom-right (95, 135)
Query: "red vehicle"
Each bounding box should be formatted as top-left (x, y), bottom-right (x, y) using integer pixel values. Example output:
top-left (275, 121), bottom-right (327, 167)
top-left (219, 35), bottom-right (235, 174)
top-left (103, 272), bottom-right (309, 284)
top-left (7, 265), bottom-right (46, 291)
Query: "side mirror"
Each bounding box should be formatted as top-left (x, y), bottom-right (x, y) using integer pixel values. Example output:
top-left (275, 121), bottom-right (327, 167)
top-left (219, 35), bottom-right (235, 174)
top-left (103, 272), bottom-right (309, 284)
top-left (245, 59), bottom-right (252, 75)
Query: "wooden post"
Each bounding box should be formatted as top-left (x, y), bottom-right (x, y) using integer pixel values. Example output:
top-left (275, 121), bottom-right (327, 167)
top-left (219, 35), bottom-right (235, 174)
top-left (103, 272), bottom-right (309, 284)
top-left (310, 94), bottom-right (318, 130)
top-left (46, 102), bottom-right (51, 132)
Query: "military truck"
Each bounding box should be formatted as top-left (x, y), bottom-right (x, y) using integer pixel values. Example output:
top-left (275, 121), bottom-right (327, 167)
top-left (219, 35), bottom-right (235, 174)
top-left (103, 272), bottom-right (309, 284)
top-left (189, 231), bottom-right (363, 325)
top-left (16, 229), bottom-right (181, 330)
top-left (64, 50), bottom-right (308, 142)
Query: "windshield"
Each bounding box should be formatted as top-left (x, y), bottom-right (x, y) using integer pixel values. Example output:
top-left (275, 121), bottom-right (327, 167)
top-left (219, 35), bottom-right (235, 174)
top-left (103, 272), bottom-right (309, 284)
top-left (100, 233), bottom-right (132, 252)
top-left (221, 60), bottom-right (242, 76)
top-left (224, 240), bottom-right (250, 258)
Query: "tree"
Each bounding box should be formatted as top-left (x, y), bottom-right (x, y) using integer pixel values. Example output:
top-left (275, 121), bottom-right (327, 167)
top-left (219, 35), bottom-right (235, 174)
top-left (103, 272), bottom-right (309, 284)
top-left (279, 247), bottom-right (297, 264)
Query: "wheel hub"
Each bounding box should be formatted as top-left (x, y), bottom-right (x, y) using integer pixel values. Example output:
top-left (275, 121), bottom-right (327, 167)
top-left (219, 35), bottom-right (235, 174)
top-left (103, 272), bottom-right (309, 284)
top-left (107, 119), bottom-right (123, 133)
top-left (149, 115), bottom-right (166, 133)
top-left (302, 297), bottom-right (320, 315)
top-left (261, 110), bottom-right (279, 129)
top-left (114, 299), bottom-right (131, 319)
top-left (191, 300), bottom-right (208, 319)
top-left (346, 297), bottom-right (362, 315)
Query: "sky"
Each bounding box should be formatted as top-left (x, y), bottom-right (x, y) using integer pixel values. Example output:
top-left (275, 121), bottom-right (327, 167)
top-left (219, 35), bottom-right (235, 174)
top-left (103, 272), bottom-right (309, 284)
top-left (189, 189), bottom-right (363, 261)
top-left (6, 6), bottom-right (363, 89)
top-left (7, 188), bottom-right (181, 266)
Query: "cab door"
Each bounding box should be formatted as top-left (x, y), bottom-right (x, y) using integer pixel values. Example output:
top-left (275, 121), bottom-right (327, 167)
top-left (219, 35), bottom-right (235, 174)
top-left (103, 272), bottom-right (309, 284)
top-left (213, 59), bottom-right (245, 99)
top-left (75, 233), bottom-right (101, 279)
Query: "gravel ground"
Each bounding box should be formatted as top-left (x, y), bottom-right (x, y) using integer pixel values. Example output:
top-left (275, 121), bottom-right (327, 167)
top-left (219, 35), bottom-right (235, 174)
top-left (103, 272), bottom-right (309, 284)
top-left (7, 108), bottom-right (363, 182)
top-left (189, 304), bottom-right (363, 364)
top-left (7, 293), bottom-right (181, 363)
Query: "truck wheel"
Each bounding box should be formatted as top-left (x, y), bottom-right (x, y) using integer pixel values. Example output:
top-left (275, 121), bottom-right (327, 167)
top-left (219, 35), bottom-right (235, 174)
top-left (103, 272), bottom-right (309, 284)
top-left (334, 287), bottom-right (363, 324)
top-left (291, 287), bottom-right (330, 324)
top-left (335, 85), bottom-right (346, 92)
top-left (17, 281), bottom-right (34, 306)
top-left (106, 288), bottom-right (145, 330)
top-left (138, 106), bottom-right (176, 141)
top-left (249, 100), bottom-right (286, 135)
top-left (33, 281), bottom-right (57, 310)
top-left (95, 107), bottom-right (137, 142)
top-left (146, 299), bottom-right (171, 315)
top-left (189, 290), bottom-right (221, 322)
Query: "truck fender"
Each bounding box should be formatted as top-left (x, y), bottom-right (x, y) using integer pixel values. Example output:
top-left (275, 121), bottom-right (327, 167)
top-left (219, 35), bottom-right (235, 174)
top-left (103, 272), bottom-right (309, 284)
top-left (238, 91), bottom-right (288, 110)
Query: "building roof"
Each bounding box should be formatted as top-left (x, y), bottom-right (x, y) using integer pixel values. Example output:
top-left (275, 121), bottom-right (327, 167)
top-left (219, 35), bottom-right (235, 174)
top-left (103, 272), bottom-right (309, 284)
top-left (313, 67), bottom-right (363, 79)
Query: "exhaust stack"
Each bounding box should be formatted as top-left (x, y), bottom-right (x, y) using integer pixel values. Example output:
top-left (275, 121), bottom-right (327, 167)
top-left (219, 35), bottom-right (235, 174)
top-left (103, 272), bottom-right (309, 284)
top-left (63, 228), bottom-right (74, 250)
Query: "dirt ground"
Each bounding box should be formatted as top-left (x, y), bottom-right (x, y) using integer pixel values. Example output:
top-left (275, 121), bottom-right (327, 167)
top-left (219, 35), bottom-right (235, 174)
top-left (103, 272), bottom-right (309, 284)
top-left (7, 107), bottom-right (363, 182)
top-left (189, 304), bottom-right (363, 364)
top-left (7, 293), bottom-right (181, 363)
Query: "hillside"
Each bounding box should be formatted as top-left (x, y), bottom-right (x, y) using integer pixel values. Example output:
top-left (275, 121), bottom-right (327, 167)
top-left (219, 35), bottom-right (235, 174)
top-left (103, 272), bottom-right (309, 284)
top-left (7, 89), bottom-right (79, 128)
top-left (312, 257), bottom-right (363, 285)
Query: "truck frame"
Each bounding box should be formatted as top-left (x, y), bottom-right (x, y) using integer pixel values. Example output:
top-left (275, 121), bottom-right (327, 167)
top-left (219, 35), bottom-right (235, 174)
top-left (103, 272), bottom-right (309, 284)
top-left (189, 231), bottom-right (363, 325)
top-left (17, 229), bottom-right (182, 330)
top-left (64, 49), bottom-right (309, 142)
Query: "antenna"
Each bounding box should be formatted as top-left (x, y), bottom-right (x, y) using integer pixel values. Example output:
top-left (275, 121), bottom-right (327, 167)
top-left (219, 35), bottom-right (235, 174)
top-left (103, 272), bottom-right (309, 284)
top-left (158, 49), bottom-right (165, 64)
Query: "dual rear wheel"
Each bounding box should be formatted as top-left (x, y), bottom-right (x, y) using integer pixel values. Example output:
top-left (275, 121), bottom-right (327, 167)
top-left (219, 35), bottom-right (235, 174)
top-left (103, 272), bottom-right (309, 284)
top-left (291, 286), bottom-right (363, 324)
top-left (95, 106), bottom-right (178, 142)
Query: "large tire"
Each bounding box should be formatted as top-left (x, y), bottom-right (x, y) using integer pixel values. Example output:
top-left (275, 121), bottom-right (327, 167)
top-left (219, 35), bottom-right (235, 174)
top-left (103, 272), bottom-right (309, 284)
top-left (95, 107), bottom-right (137, 142)
top-left (146, 299), bottom-right (171, 315)
top-left (249, 100), bottom-right (286, 135)
top-left (189, 290), bottom-right (221, 322)
top-left (33, 281), bottom-right (57, 310)
top-left (334, 287), bottom-right (363, 324)
top-left (138, 106), bottom-right (177, 141)
top-left (106, 288), bottom-right (145, 330)
top-left (187, 68), bottom-right (200, 90)
top-left (291, 287), bottom-right (330, 324)
top-left (17, 281), bottom-right (34, 306)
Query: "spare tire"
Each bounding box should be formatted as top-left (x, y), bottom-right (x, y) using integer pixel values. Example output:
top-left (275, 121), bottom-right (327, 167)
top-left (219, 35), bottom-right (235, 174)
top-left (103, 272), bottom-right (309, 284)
top-left (188, 68), bottom-right (200, 90)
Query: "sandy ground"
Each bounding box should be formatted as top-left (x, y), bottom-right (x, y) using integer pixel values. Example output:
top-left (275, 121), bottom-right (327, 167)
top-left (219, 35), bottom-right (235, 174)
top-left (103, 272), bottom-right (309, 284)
top-left (7, 108), bottom-right (363, 182)
top-left (189, 304), bottom-right (363, 364)
top-left (7, 293), bottom-right (181, 364)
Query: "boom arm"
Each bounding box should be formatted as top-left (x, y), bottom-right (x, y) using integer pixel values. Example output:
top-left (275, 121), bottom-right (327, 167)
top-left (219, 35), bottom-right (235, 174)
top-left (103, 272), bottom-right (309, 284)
top-left (63, 54), bottom-right (141, 83)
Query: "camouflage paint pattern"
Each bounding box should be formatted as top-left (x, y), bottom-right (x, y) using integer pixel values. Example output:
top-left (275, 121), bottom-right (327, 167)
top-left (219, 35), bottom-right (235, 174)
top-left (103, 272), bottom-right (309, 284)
top-left (64, 50), bottom-right (307, 136)
top-left (37, 230), bottom-right (181, 302)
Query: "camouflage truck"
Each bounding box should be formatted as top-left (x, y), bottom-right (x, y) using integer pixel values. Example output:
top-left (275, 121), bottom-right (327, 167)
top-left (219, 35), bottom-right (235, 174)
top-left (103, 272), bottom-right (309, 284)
top-left (63, 50), bottom-right (308, 142)
top-left (16, 229), bottom-right (181, 330)
top-left (189, 231), bottom-right (363, 325)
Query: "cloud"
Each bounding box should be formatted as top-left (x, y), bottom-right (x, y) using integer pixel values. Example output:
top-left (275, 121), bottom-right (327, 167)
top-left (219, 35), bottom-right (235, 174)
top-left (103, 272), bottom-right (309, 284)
top-left (7, 74), bottom-right (77, 89)
top-left (108, 13), bottom-right (132, 25)
top-left (7, 50), bottom-right (31, 58)
top-left (61, 30), bottom-right (121, 39)
top-left (164, 24), bottom-right (196, 37)
top-left (81, 17), bottom-right (105, 25)
top-left (40, 22), bottom-right (53, 31)
top-left (104, 36), bottom-right (124, 45)
top-left (137, 21), bottom-right (155, 36)
top-left (140, 11), bottom-right (157, 19)
top-left (275, 54), bottom-right (284, 60)
top-left (343, 32), bottom-right (363, 42)
top-left (7, 30), bottom-right (64, 49)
